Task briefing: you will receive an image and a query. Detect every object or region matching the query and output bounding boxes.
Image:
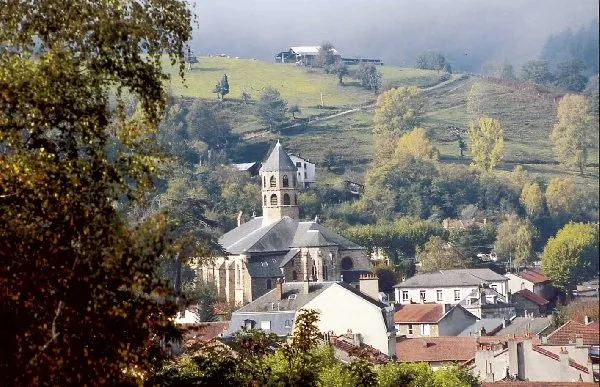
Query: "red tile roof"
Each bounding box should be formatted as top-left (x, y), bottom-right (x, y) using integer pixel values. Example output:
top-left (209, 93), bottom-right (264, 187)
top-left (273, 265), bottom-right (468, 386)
top-left (517, 270), bottom-right (550, 284)
top-left (546, 320), bottom-right (600, 346)
top-left (181, 321), bottom-right (230, 343)
top-left (396, 336), bottom-right (478, 362)
top-left (513, 289), bottom-right (550, 306)
top-left (586, 321), bottom-right (599, 331)
top-left (532, 345), bottom-right (590, 373)
top-left (394, 303), bottom-right (444, 323)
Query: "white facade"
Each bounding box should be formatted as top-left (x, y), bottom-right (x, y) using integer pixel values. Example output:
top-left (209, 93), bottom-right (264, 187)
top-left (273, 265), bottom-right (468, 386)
top-left (289, 154), bottom-right (316, 188)
top-left (395, 282), bottom-right (508, 306)
top-left (304, 284), bottom-right (396, 357)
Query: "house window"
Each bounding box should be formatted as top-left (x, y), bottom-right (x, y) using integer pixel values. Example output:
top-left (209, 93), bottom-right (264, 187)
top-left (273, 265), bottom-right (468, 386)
top-left (269, 175), bottom-right (276, 187)
top-left (244, 319), bottom-right (255, 330)
top-left (304, 171), bottom-right (307, 179)
top-left (260, 321), bottom-right (271, 330)
top-left (454, 290), bottom-right (461, 301)
top-left (421, 324), bottom-right (431, 336)
top-left (283, 193), bottom-right (291, 205)
top-left (436, 290), bottom-right (443, 301)
top-left (402, 291), bottom-right (409, 302)
top-left (420, 290), bottom-right (426, 302)
top-left (282, 175), bottom-right (289, 187)
top-left (408, 324), bottom-right (413, 335)
top-left (270, 194), bottom-right (278, 205)
top-left (284, 320), bottom-right (293, 328)
top-left (266, 279), bottom-right (272, 290)
top-left (296, 162), bottom-right (301, 167)
top-left (292, 270), bottom-right (297, 280)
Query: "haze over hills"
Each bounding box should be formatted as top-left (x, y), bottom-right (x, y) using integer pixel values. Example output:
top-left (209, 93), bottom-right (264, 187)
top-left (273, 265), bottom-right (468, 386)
top-left (189, 0), bottom-right (598, 71)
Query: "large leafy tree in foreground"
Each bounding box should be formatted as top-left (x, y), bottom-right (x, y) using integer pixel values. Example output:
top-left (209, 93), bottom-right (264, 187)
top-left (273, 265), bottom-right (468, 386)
top-left (0, 1), bottom-right (192, 385)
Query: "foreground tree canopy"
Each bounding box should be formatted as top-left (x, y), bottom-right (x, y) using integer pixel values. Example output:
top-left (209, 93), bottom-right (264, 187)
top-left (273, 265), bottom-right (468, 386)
top-left (0, 1), bottom-right (192, 385)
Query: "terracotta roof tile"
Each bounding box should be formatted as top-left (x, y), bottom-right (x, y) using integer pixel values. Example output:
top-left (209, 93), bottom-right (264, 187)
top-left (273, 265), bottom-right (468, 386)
top-left (517, 270), bottom-right (550, 284)
top-left (532, 345), bottom-right (589, 373)
top-left (181, 321), bottom-right (230, 342)
top-left (513, 289), bottom-right (549, 306)
top-left (394, 303), bottom-right (444, 323)
top-left (546, 320), bottom-right (600, 346)
top-left (395, 336), bottom-right (478, 362)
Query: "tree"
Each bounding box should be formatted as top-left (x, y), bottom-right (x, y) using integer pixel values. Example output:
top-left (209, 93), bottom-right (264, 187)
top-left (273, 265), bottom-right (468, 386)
top-left (317, 41), bottom-right (338, 73)
top-left (583, 74), bottom-right (599, 114)
top-left (0, 0), bottom-right (192, 385)
top-left (372, 86), bottom-right (424, 151)
top-left (545, 178), bottom-right (580, 223)
top-left (520, 182), bottom-right (546, 218)
top-left (332, 61), bottom-right (349, 85)
top-left (519, 60), bottom-right (553, 84)
top-left (468, 117), bottom-right (504, 171)
top-left (553, 60), bottom-right (588, 92)
top-left (289, 104), bottom-right (301, 119)
top-left (494, 215), bottom-right (538, 268)
top-left (213, 73), bottom-right (230, 100)
top-left (256, 86), bottom-right (287, 130)
top-left (185, 47), bottom-right (199, 70)
top-left (415, 51), bottom-right (450, 72)
top-left (372, 265), bottom-right (398, 293)
top-left (550, 94), bottom-right (595, 175)
top-left (357, 63), bottom-right (382, 93)
top-left (481, 60), bottom-right (515, 80)
top-left (417, 236), bottom-right (471, 272)
top-left (394, 127), bottom-right (440, 161)
top-left (542, 223), bottom-right (599, 291)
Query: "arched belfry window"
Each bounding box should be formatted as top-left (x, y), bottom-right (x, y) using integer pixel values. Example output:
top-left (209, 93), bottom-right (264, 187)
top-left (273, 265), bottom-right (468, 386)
top-left (263, 176), bottom-right (266, 187)
top-left (263, 195), bottom-right (267, 206)
top-left (283, 193), bottom-right (291, 205)
top-left (269, 175), bottom-right (276, 187)
top-left (293, 175), bottom-right (296, 187)
top-left (282, 175), bottom-right (289, 187)
top-left (294, 194), bottom-right (298, 205)
top-left (270, 194), bottom-right (278, 206)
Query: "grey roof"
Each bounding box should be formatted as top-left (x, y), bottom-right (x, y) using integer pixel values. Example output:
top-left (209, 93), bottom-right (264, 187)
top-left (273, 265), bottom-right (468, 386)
top-left (458, 319), bottom-right (506, 337)
top-left (394, 269), bottom-right (507, 288)
top-left (259, 141), bottom-right (297, 173)
top-left (218, 217), bottom-right (363, 255)
top-left (493, 316), bottom-right (552, 336)
top-left (233, 162), bottom-right (257, 171)
top-left (227, 311), bottom-right (296, 337)
top-left (246, 255), bottom-right (286, 278)
top-left (279, 248), bottom-right (300, 268)
top-left (459, 287), bottom-right (510, 308)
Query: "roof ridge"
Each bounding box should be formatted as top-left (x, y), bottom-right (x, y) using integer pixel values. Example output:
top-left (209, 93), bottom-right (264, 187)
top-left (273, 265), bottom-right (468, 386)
top-left (532, 345), bottom-right (590, 373)
top-left (226, 217), bottom-right (289, 252)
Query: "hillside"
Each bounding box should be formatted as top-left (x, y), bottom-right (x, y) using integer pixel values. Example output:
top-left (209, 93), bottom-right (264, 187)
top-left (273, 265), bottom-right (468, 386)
top-left (164, 57), bottom-right (599, 190)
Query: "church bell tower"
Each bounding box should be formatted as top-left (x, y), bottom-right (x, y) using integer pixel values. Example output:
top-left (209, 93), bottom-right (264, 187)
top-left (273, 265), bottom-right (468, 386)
top-left (259, 141), bottom-right (299, 223)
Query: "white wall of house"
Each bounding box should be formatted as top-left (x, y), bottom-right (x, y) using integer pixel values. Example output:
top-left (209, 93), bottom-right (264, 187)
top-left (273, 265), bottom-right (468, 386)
top-left (304, 284), bottom-right (396, 357)
top-left (289, 155), bottom-right (316, 188)
top-left (395, 282), bottom-right (508, 305)
top-left (506, 273), bottom-right (534, 294)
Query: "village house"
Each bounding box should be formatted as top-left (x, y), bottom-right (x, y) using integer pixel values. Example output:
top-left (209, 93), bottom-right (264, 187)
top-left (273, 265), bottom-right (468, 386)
top-left (226, 278), bottom-right (396, 357)
top-left (511, 289), bottom-right (550, 317)
top-left (288, 154), bottom-right (316, 188)
top-left (459, 286), bottom-right (516, 320)
top-left (393, 303), bottom-right (478, 338)
top-left (394, 268), bottom-right (508, 305)
top-left (232, 162), bottom-right (260, 176)
top-left (506, 270), bottom-right (556, 302)
top-left (194, 141), bottom-right (372, 304)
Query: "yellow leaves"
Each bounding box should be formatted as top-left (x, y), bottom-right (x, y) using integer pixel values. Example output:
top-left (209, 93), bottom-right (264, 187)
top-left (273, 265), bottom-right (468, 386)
top-left (394, 127), bottom-right (439, 161)
top-left (468, 116), bottom-right (504, 172)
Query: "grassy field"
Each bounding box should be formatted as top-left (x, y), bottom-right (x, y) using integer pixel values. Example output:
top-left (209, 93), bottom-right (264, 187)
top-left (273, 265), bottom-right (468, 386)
top-left (164, 57), bottom-right (599, 189)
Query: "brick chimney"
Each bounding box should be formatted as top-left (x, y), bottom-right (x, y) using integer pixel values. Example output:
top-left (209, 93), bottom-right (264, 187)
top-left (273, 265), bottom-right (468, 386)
top-left (275, 278), bottom-right (283, 301)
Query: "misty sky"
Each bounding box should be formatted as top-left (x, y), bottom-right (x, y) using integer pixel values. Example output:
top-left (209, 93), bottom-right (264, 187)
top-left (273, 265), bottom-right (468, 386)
top-left (189, 0), bottom-right (598, 71)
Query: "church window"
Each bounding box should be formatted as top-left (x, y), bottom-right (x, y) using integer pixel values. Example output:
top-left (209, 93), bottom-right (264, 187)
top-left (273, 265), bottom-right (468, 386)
top-left (293, 175), bottom-right (296, 187)
top-left (266, 279), bottom-right (272, 290)
top-left (282, 175), bottom-right (289, 187)
top-left (311, 264), bottom-right (317, 279)
top-left (294, 194), bottom-right (298, 205)
top-left (324, 264), bottom-right (328, 280)
top-left (263, 195), bottom-right (267, 206)
top-left (263, 176), bottom-right (266, 187)
top-left (270, 194), bottom-right (278, 205)
top-left (341, 257), bottom-right (353, 270)
top-left (283, 193), bottom-right (290, 205)
top-left (292, 270), bottom-right (297, 280)
top-left (270, 175), bottom-right (276, 187)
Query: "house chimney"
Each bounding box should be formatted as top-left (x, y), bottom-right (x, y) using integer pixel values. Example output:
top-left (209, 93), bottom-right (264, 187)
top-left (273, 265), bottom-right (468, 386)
top-left (584, 315), bottom-right (591, 325)
top-left (303, 276), bottom-right (311, 294)
top-left (237, 210), bottom-right (244, 227)
top-left (275, 278), bottom-right (283, 301)
top-left (353, 333), bottom-right (362, 346)
top-left (359, 273), bottom-right (380, 301)
top-left (575, 335), bottom-right (584, 347)
top-left (559, 347), bottom-right (569, 366)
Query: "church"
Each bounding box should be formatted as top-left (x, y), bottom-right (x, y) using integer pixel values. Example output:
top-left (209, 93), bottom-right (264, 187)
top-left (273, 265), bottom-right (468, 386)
top-left (195, 141), bottom-right (373, 305)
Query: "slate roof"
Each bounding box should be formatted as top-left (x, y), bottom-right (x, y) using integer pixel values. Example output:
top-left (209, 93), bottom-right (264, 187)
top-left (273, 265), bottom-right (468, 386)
top-left (394, 269), bottom-right (507, 288)
top-left (517, 270), bottom-right (550, 284)
top-left (246, 255), bottom-right (286, 278)
top-left (513, 289), bottom-right (549, 306)
top-left (290, 46), bottom-right (340, 56)
top-left (458, 318), bottom-right (506, 337)
top-left (459, 287), bottom-right (510, 308)
top-left (395, 336), bottom-right (478, 362)
top-left (493, 316), bottom-right (552, 337)
top-left (259, 141), bottom-right (297, 173)
top-left (218, 216), bottom-right (363, 255)
top-left (545, 320), bottom-right (600, 346)
top-left (394, 303), bottom-right (445, 323)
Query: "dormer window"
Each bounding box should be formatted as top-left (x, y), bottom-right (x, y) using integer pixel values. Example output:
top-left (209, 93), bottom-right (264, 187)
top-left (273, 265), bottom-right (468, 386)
top-left (282, 175), bottom-right (289, 187)
top-left (270, 175), bottom-right (276, 187)
top-left (288, 294), bottom-right (297, 300)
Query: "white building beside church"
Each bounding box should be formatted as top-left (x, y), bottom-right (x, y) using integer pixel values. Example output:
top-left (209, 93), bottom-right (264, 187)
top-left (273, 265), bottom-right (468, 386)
top-left (194, 141), bottom-right (372, 305)
top-left (288, 154), bottom-right (316, 188)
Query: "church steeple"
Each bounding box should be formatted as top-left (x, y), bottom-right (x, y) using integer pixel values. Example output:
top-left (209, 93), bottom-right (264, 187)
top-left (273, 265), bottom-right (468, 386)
top-left (259, 141), bottom-right (299, 223)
